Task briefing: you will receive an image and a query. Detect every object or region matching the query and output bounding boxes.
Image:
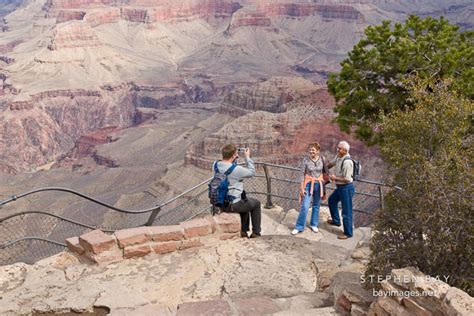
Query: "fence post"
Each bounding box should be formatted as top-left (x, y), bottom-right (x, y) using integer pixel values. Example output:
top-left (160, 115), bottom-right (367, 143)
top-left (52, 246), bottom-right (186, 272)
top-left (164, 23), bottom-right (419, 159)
top-left (378, 186), bottom-right (384, 211)
top-left (262, 164), bottom-right (273, 208)
top-left (145, 207), bottom-right (161, 226)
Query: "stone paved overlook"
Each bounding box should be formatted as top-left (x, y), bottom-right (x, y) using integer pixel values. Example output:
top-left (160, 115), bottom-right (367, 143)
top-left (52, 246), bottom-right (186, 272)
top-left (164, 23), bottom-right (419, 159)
top-left (0, 206), bottom-right (365, 315)
top-left (1, 206), bottom-right (472, 315)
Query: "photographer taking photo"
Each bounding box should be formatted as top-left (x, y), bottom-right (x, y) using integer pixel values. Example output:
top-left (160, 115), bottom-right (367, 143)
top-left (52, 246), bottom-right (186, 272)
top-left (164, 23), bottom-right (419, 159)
top-left (212, 144), bottom-right (262, 238)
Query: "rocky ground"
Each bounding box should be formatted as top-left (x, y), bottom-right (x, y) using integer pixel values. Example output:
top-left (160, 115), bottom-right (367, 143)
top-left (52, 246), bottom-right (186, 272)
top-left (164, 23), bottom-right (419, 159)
top-left (0, 206), bottom-right (373, 315)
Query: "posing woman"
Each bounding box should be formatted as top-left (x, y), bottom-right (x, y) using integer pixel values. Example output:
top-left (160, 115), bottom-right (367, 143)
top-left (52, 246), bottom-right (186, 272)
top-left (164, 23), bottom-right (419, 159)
top-left (292, 142), bottom-right (327, 235)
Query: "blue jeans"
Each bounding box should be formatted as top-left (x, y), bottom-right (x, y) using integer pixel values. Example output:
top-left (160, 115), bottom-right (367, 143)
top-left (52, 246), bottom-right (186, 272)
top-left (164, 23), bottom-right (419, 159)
top-left (295, 182), bottom-right (321, 231)
top-left (328, 183), bottom-right (355, 237)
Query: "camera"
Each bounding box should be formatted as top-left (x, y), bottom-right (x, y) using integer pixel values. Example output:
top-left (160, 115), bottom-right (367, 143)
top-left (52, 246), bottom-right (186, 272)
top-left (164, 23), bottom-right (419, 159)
top-left (238, 147), bottom-right (247, 154)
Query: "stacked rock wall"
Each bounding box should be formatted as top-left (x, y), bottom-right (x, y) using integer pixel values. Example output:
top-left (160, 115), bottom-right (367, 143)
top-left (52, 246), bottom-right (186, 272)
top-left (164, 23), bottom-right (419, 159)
top-left (66, 213), bottom-right (241, 265)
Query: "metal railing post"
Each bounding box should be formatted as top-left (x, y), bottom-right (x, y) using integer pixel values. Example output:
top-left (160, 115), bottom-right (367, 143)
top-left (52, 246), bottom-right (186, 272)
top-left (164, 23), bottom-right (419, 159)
top-left (378, 186), bottom-right (384, 211)
top-left (145, 207), bottom-right (161, 226)
top-left (262, 164), bottom-right (273, 208)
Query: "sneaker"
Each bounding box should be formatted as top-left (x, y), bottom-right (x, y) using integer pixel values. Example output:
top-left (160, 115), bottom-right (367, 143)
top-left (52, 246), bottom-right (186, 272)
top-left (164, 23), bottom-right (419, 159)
top-left (291, 229), bottom-right (301, 235)
top-left (310, 226), bottom-right (319, 233)
top-left (337, 234), bottom-right (350, 240)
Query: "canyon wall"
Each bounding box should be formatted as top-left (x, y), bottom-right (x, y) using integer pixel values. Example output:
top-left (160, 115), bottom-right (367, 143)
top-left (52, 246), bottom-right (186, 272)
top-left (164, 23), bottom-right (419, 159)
top-left (44, 0), bottom-right (364, 28)
top-left (0, 87), bottom-right (135, 173)
top-left (46, 0), bottom-right (243, 23)
top-left (185, 78), bottom-right (380, 184)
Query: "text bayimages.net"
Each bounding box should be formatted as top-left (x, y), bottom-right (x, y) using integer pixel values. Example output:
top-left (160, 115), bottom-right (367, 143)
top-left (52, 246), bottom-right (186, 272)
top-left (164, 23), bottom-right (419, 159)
top-left (361, 274), bottom-right (450, 298)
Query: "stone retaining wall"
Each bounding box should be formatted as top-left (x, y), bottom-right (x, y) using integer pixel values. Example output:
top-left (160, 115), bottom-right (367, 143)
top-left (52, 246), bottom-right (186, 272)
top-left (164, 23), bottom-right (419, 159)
top-left (65, 213), bottom-right (241, 265)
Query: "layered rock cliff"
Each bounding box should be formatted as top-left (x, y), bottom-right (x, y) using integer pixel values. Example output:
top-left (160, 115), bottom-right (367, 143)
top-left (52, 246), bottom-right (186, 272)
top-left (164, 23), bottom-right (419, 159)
top-left (262, 3), bottom-right (362, 20)
top-left (45, 0), bottom-right (243, 23)
top-left (0, 87), bottom-right (135, 173)
top-left (48, 23), bottom-right (102, 50)
top-left (56, 10), bottom-right (86, 24)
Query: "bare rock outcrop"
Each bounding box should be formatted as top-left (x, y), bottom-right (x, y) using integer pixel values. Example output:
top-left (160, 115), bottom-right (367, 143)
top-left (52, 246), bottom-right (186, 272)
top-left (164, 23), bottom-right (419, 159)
top-left (84, 8), bottom-right (120, 26)
top-left (262, 3), bottom-right (362, 20)
top-left (44, 0), bottom-right (105, 15)
top-left (72, 126), bottom-right (119, 158)
top-left (45, 0), bottom-right (242, 24)
top-left (0, 234), bottom-right (349, 315)
top-left (186, 107), bottom-right (369, 169)
top-left (0, 39), bottom-right (22, 54)
top-left (48, 22), bottom-right (102, 50)
top-left (222, 77), bottom-right (332, 113)
top-left (56, 10), bottom-right (86, 23)
top-left (187, 77), bottom-right (375, 171)
top-left (55, 126), bottom-right (121, 169)
top-left (228, 10), bottom-right (272, 32)
top-left (0, 88), bottom-right (135, 173)
top-left (121, 8), bottom-right (149, 23)
top-left (143, 1), bottom-right (242, 23)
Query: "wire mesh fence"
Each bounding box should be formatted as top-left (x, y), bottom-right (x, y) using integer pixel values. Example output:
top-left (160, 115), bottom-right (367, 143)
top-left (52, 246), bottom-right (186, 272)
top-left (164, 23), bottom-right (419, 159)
top-left (1, 239), bottom-right (66, 265)
top-left (0, 162), bottom-right (389, 266)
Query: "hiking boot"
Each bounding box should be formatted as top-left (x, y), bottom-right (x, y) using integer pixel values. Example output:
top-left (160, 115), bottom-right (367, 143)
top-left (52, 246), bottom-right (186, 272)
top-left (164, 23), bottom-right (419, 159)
top-left (240, 231), bottom-right (248, 238)
top-left (310, 226), bottom-right (319, 233)
top-left (249, 232), bottom-right (261, 238)
top-left (327, 219), bottom-right (341, 227)
top-left (291, 229), bottom-right (301, 235)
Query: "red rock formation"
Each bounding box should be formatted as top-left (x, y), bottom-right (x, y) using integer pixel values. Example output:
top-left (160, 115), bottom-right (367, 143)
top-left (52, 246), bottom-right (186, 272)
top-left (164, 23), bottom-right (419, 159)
top-left (31, 89), bottom-right (101, 101)
top-left (44, 0), bottom-right (105, 15)
top-left (222, 77), bottom-right (333, 113)
top-left (0, 87), bottom-right (135, 172)
top-left (186, 77), bottom-right (375, 173)
top-left (121, 8), bottom-right (149, 23)
top-left (261, 3), bottom-right (362, 20)
top-left (147, 1), bottom-right (242, 22)
top-left (73, 126), bottom-right (119, 157)
top-left (48, 23), bottom-right (102, 50)
top-left (85, 8), bottom-right (120, 26)
top-left (45, 0), bottom-right (242, 23)
top-left (186, 109), bottom-right (378, 176)
top-left (9, 101), bottom-right (33, 111)
top-left (228, 10), bottom-right (272, 32)
top-left (56, 10), bottom-right (86, 23)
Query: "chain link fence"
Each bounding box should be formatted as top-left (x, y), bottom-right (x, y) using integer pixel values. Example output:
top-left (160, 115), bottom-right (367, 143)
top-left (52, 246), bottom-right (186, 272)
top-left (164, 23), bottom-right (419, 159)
top-left (0, 162), bottom-right (389, 265)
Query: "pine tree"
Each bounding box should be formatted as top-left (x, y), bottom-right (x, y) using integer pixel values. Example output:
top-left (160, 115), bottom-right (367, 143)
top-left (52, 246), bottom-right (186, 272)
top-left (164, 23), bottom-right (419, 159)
top-left (327, 16), bottom-right (473, 144)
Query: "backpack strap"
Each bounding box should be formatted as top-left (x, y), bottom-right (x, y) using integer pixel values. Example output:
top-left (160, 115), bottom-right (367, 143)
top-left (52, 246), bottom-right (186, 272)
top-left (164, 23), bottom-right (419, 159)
top-left (321, 156), bottom-right (329, 174)
top-left (213, 161), bottom-right (237, 175)
top-left (340, 156), bottom-right (353, 173)
top-left (225, 163), bottom-right (237, 176)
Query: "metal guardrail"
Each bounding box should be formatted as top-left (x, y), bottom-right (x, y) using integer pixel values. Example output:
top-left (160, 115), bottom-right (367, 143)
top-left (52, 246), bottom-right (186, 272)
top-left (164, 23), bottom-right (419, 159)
top-left (0, 162), bottom-right (393, 265)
